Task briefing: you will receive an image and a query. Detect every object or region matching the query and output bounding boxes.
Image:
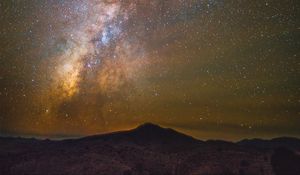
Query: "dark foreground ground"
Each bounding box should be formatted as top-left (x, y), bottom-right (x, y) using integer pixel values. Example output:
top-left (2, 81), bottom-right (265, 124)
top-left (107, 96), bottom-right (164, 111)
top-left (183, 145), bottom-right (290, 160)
top-left (1, 123), bottom-right (300, 175)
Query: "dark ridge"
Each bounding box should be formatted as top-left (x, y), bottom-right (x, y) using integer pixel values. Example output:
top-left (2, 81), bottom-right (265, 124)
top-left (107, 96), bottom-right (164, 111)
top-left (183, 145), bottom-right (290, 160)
top-left (271, 137), bottom-right (300, 143)
top-left (129, 123), bottom-right (201, 144)
top-left (134, 122), bottom-right (166, 131)
top-left (78, 123), bottom-right (202, 147)
top-left (1, 124), bottom-right (300, 175)
top-left (238, 137), bottom-right (300, 151)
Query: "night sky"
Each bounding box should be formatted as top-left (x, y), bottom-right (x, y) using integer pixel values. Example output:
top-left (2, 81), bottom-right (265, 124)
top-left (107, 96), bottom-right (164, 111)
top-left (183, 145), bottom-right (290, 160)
top-left (0, 0), bottom-right (299, 140)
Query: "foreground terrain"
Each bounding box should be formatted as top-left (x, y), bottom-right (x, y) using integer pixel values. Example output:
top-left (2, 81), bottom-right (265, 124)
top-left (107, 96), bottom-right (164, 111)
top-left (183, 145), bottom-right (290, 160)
top-left (1, 123), bottom-right (300, 175)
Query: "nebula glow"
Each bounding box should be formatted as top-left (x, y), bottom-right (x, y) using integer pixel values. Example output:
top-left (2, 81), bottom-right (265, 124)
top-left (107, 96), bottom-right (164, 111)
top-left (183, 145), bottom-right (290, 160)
top-left (47, 1), bottom-right (146, 98)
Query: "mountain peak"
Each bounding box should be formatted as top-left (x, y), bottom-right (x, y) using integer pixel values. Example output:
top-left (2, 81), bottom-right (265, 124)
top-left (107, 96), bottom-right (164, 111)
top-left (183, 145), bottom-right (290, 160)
top-left (78, 122), bottom-right (201, 150)
top-left (135, 122), bottom-right (165, 131)
top-left (128, 123), bottom-right (201, 147)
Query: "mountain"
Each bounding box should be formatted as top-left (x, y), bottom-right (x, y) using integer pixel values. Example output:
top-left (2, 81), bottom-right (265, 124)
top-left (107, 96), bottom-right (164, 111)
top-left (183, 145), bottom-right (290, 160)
top-left (238, 137), bottom-right (300, 151)
top-left (0, 123), bottom-right (299, 175)
top-left (78, 123), bottom-right (202, 152)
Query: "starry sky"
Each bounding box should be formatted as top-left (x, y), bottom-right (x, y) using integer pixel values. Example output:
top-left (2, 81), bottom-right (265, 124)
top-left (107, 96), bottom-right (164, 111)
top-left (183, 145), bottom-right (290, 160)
top-left (0, 0), bottom-right (299, 140)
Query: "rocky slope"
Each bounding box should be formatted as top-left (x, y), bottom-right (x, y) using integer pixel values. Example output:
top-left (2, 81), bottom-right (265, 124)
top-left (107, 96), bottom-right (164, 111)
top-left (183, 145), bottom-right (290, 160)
top-left (0, 123), bottom-right (299, 175)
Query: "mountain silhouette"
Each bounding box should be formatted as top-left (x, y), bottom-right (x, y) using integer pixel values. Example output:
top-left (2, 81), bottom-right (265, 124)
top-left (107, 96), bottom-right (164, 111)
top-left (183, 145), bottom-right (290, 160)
top-left (82, 122), bottom-right (199, 144)
top-left (0, 123), bottom-right (299, 175)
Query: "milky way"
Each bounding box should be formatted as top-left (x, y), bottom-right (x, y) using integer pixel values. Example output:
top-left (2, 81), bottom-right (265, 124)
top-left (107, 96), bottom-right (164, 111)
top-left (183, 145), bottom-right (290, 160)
top-left (40, 1), bottom-right (149, 127)
top-left (48, 1), bottom-right (145, 98)
top-left (0, 0), bottom-right (299, 140)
